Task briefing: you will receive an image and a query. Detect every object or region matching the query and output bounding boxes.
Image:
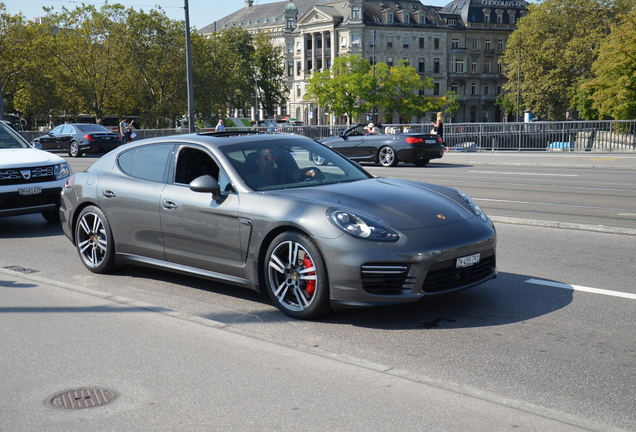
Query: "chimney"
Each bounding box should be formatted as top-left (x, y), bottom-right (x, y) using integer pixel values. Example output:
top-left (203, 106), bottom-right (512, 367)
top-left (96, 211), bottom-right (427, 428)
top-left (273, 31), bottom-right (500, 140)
top-left (245, 0), bottom-right (254, 8)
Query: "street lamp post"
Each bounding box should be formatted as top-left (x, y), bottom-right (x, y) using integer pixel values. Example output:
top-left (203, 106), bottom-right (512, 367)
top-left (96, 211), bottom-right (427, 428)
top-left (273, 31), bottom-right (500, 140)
top-left (184, 0), bottom-right (195, 132)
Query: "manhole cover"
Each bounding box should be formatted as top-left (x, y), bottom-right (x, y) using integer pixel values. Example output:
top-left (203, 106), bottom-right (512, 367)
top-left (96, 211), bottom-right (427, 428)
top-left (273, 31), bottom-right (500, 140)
top-left (3, 265), bottom-right (39, 274)
top-left (50, 388), bottom-right (117, 409)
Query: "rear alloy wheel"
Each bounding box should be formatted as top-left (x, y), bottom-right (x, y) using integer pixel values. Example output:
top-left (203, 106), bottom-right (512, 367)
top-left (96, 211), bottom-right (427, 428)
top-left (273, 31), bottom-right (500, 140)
top-left (378, 146), bottom-right (398, 167)
top-left (75, 205), bottom-right (116, 273)
top-left (414, 158), bottom-right (430, 167)
top-left (68, 141), bottom-right (81, 157)
top-left (264, 231), bottom-right (330, 319)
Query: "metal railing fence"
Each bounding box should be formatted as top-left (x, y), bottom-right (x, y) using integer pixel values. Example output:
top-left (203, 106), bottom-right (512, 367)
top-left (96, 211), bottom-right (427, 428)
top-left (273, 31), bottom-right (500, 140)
top-left (18, 120), bottom-right (636, 153)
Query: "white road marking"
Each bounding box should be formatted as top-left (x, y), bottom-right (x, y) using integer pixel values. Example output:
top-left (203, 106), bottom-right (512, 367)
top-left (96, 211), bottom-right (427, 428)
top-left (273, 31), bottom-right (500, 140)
top-left (469, 171), bottom-right (579, 177)
top-left (475, 198), bottom-right (636, 212)
top-left (526, 278), bottom-right (636, 300)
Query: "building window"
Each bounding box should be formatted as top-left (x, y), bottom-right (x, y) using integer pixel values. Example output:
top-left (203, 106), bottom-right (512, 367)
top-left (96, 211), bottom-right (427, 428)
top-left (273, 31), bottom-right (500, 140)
top-left (452, 39), bottom-right (459, 49)
top-left (352, 34), bottom-right (360, 46)
top-left (419, 37), bottom-right (424, 49)
top-left (296, 40), bottom-right (302, 53)
top-left (340, 36), bottom-right (347, 49)
top-left (287, 42), bottom-right (293, 53)
top-left (471, 83), bottom-right (477, 95)
top-left (451, 83), bottom-right (458, 93)
top-left (472, 39), bottom-right (478, 50)
top-left (434, 82), bottom-right (440, 96)
top-left (485, 40), bottom-right (491, 50)
top-left (419, 15), bottom-right (424, 25)
top-left (403, 36), bottom-right (409, 49)
top-left (352, 7), bottom-right (360, 19)
top-left (483, 8), bottom-right (491, 23)
top-left (497, 11), bottom-right (503, 23)
top-left (296, 61), bottom-right (301, 75)
top-left (418, 58), bottom-right (425, 73)
top-left (498, 40), bottom-right (504, 51)
top-left (498, 62), bottom-right (503, 73)
top-left (403, 12), bottom-right (410, 24)
top-left (452, 58), bottom-right (465, 73)
top-left (402, 57), bottom-right (410, 66)
top-left (434, 58), bottom-right (440, 73)
top-left (447, 19), bottom-right (456, 26)
top-left (387, 35), bottom-right (393, 48)
top-left (434, 37), bottom-right (440, 49)
top-left (296, 85), bottom-right (302, 98)
top-left (288, 61), bottom-right (293, 76)
top-left (387, 56), bottom-right (394, 67)
top-left (484, 61), bottom-right (491, 73)
top-left (509, 13), bottom-right (516, 24)
top-left (307, 60), bottom-right (312, 71)
top-left (387, 12), bottom-right (394, 24)
top-left (497, 84), bottom-right (502, 95)
top-left (471, 62), bottom-right (477, 73)
top-left (485, 83), bottom-right (490, 95)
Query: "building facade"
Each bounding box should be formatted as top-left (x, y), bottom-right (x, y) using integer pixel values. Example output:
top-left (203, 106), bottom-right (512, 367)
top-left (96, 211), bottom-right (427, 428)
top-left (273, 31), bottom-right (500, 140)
top-left (200, 0), bottom-right (529, 124)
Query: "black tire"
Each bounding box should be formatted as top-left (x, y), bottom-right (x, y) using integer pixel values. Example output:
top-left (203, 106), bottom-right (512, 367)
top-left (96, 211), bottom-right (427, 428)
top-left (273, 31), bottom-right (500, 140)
top-left (264, 231), bottom-right (331, 319)
top-left (68, 141), bottom-right (81, 157)
top-left (378, 146), bottom-right (398, 167)
top-left (75, 205), bottom-right (117, 273)
top-left (41, 208), bottom-right (60, 223)
top-left (414, 158), bottom-right (430, 167)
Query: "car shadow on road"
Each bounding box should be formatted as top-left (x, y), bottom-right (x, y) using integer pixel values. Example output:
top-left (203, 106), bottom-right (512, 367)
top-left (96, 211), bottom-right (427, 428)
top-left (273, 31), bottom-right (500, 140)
top-left (0, 214), bottom-right (63, 238)
top-left (122, 268), bottom-right (572, 330)
top-left (322, 272), bottom-right (572, 330)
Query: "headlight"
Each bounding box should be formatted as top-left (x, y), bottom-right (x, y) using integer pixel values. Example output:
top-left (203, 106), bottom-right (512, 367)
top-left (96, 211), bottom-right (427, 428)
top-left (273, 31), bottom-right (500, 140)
top-left (54, 162), bottom-right (72, 180)
top-left (457, 190), bottom-right (489, 223)
top-left (328, 209), bottom-right (399, 242)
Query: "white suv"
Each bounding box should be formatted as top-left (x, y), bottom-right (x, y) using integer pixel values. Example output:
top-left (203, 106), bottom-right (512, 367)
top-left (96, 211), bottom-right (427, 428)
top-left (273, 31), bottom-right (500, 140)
top-left (0, 121), bottom-right (72, 222)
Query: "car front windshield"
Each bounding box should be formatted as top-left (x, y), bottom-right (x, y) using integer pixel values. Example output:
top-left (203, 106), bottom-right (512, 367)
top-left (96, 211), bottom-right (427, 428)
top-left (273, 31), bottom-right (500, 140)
top-left (0, 123), bottom-right (30, 149)
top-left (222, 137), bottom-right (372, 191)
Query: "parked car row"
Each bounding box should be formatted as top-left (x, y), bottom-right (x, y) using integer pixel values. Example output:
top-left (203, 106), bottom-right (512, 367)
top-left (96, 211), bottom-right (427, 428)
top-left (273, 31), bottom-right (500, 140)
top-left (32, 123), bottom-right (122, 157)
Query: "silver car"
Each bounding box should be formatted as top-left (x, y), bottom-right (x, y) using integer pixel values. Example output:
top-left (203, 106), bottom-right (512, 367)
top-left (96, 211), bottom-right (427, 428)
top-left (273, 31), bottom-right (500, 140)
top-left (60, 132), bottom-right (496, 319)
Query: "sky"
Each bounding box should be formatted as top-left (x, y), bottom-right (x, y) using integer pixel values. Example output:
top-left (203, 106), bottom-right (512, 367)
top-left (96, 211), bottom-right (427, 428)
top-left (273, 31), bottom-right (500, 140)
top-left (5, 0), bottom-right (451, 30)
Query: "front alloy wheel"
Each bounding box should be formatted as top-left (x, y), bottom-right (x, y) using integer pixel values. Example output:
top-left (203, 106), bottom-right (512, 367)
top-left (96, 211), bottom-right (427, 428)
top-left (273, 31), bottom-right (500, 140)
top-left (75, 205), bottom-right (116, 273)
top-left (378, 146), bottom-right (398, 167)
top-left (265, 231), bottom-right (330, 319)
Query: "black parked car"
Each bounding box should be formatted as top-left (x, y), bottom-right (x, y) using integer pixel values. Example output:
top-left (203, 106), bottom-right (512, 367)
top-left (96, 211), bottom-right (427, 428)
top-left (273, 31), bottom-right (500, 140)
top-left (33, 123), bottom-right (122, 157)
top-left (319, 123), bottom-right (445, 167)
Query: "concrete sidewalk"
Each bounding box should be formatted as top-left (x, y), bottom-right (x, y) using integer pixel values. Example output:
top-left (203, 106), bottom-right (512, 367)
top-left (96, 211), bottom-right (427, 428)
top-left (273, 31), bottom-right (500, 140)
top-left (0, 267), bottom-right (621, 431)
top-left (437, 150), bottom-right (636, 170)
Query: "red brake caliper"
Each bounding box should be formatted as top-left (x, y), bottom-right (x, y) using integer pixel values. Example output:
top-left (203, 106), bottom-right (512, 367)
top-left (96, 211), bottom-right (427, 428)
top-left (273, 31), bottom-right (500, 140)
top-left (303, 255), bottom-right (316, 296)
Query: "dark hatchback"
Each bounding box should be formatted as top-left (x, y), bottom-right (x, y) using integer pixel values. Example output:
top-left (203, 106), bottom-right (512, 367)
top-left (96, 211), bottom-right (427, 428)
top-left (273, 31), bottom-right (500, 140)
top-left (33, 123), bottom-right (122, 158)
top-left (319, 123), bottom-right (445, 167)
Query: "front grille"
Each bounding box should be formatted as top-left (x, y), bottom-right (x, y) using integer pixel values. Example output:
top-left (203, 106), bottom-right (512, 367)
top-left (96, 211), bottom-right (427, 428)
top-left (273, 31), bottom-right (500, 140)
top-left (0, 189), bottom-right (61, 211)
top-left (0, 165), bottom-right (57, 186)
top-left (423, 251), bottom-right (496, 294)
top-left (361, 264), bottom-right (415, 295)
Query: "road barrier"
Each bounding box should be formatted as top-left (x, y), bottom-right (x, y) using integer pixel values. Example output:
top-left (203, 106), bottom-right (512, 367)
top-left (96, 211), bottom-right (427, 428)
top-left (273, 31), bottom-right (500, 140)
top-left (19, 120), bottom-right (636, 153)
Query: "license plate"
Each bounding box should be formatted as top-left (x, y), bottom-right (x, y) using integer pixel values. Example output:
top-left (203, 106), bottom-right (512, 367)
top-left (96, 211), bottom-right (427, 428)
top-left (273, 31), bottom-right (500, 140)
top-left (456, 253), bottom-right (480, 268)
top-left (425, 140), bottom-right (437, 144)
top-left (19, 187), bottom-right (42, 196)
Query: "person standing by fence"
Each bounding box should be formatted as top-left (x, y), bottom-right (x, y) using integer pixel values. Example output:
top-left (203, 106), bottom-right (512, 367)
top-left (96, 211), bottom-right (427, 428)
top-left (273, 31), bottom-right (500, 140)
top-left (431, 111), bottom-right (447, 151)
top-left (119, 118), bottom-right (129, 144)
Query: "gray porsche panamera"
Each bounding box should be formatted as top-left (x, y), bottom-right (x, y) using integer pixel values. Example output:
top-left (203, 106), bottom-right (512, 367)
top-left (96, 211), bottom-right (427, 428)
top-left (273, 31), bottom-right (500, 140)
top-left (60, 131), bottom-right (497, 319)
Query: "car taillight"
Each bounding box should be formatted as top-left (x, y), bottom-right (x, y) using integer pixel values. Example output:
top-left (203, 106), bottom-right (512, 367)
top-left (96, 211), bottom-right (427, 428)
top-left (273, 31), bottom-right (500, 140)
top-left (64, 174), bottom-right (76, 189)
top-left (405, 137), bottom-right (424, 144)
top-left (84, 134), bottom-right (95, 141)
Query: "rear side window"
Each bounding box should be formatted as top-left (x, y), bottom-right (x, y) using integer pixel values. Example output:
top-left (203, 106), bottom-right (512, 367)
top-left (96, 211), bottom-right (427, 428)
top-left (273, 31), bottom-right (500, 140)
top-left (118, 144), bottom-right (173, 182)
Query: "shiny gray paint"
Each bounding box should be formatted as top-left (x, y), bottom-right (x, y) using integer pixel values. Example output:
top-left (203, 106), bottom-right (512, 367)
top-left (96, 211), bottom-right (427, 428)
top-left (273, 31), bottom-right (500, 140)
top-left (60, 132), bottom-right (496, 311)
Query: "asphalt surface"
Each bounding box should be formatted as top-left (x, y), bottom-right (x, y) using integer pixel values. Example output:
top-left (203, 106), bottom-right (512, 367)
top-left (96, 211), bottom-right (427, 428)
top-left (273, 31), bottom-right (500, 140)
top-left (2, 150), bottom-right (634, 431)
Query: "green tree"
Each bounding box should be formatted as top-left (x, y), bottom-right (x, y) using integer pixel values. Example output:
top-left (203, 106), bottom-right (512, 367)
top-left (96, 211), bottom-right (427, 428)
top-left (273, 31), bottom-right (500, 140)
top-left (583, 9), bottom-right (636, 119)
top-left (305, 54), bottom-right (374, 123)
top-left (501, 0), bottom-right (624, 120)
top-left (253, 31), bottom-right (288, 119)
top-left (218, 28), bottom-right (255, 117)
top-left (372, 61), bottom-right (436, 123)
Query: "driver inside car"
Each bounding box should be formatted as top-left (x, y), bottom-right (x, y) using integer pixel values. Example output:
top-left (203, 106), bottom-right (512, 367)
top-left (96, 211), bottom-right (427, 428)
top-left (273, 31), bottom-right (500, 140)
top-left (245, 148), bottom-right (320, 190)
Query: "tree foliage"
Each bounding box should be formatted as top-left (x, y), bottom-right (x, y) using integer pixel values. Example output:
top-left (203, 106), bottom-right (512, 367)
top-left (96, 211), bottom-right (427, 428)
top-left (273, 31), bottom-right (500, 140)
top-left (501, 0), bottom-right (631, 120)
top-left (583, 9), bottom-right (636, 119)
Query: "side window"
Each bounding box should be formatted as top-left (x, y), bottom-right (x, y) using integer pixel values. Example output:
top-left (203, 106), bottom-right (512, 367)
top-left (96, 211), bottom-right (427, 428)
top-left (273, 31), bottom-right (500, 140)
top-left (118, 144), bottom-right (173, 182)
top-left (174, 147), bottom-right (220, 185)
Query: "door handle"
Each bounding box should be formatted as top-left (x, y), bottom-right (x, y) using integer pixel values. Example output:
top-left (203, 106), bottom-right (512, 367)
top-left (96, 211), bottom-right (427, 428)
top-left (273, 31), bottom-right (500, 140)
top-left (163, 200), bottom-right (178, 210)
top-left (102, 189), bottom-right (116, 198)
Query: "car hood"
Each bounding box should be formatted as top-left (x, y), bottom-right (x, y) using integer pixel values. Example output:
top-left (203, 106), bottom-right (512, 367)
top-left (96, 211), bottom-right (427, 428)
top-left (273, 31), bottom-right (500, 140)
top-left (273, 178), bottom-right (474, 230)
top-left (0, 148), bottom-right (66, 167)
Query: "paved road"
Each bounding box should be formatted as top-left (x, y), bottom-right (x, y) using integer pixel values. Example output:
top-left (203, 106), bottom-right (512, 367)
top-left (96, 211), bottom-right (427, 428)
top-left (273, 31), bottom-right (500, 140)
top-left (1, 150), bottom-right (633, 430)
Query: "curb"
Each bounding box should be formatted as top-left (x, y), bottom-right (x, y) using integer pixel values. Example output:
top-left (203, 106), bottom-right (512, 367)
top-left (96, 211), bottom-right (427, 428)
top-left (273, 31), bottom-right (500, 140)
top-left (490, 216), bottom-right (636, 236)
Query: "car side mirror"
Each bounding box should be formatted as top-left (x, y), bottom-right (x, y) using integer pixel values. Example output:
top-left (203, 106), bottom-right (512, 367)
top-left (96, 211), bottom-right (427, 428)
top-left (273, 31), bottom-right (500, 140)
top-left (189, 175), bottom-right (221, 200)
top-left (31, 142), bottom-right (43, 149)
